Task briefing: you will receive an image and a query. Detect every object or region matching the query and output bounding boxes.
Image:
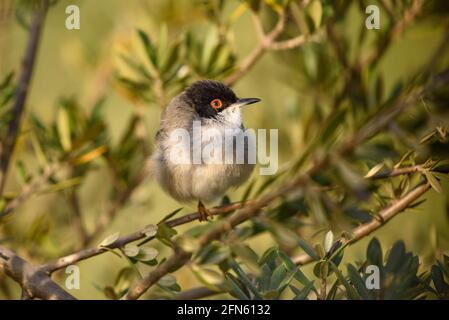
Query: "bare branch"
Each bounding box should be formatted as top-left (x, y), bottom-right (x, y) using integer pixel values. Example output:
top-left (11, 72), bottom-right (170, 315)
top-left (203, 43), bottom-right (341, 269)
top-left (0, 246), bottom-right (76, 300)
top-left (292, 181), bottom-right (430, 265)
top-left (359, 0), bottom-right (424, 69)
top-left (40, 200), bottom-right (250, 274)
top-left (0, 0), bottom-right (49, 195)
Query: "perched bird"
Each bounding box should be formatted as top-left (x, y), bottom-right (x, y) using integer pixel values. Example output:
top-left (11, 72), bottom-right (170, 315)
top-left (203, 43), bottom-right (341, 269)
top-left (153, 80), bottom-right (260, 221)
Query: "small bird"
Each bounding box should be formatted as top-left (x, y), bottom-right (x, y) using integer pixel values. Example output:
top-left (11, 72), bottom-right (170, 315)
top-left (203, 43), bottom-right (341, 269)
top-left (153, 80), bottom-right (260, 221)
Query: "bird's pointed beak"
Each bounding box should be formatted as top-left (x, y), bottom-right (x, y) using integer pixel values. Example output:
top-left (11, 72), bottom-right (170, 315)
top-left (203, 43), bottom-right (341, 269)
top-left (230, 98), bottom-right (261, 109)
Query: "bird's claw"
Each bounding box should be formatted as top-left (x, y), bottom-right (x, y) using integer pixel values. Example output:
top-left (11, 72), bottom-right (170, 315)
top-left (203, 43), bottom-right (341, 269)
top-left (198, 201), bottom-right (212, 222)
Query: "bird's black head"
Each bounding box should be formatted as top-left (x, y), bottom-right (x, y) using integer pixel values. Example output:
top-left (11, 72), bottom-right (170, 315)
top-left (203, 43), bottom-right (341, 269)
top-left (184, 80), bottom-right (260, 118)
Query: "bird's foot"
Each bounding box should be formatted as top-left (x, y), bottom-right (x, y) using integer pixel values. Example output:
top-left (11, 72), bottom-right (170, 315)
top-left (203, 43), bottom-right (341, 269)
top-left (198, 201), bottom-right (212, 222)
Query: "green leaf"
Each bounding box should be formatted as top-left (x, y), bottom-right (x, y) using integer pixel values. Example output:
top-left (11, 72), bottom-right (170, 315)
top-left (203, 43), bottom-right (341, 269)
top-left (137, 29), bottom-right (157, 66)
top-left (320, 107), bottom-right (347, 143)
top-left (225, 273), bottom-right (249, 300)
top-left (158, 274), bottom-right (176, 287)
top-left (364, 163), bottom-right (384, 178)
top-left (229, 260), bottom-right (263, 299)
top-left (297, 238), bottom-right (320, 260)
top-left (347, 265), bottom-right (373, 300)
top-left (159, 207), bottom-right (183, 224)
top-left (431, 265), bottom-right (449, 294)
top-left (57, 106), bottom-right (72, 151)
top-left (367, 238), bottom-right (383, 267)
top-left (136, 246), bottom-right (159, 261)
top-left (291, 281), bottom-right (315, 300)
top-left (123, 244), bottom-right (139, 257)
top-left (329, 261), bottom-right (359, 300)
top-left (191, 264), bottom-right (223, 286)
top-left (385, 241), bottom-right (406, 273)
top-left (98, 232), bottom-right (120, 247)
top-left (323, 231), bottom-right (334, 253)
top-left (308, 0), bottom-right (323, 29)
top-left (424, 171), bottom-right (442, 193)
top-left (142, 224), bottom-right (158, 237)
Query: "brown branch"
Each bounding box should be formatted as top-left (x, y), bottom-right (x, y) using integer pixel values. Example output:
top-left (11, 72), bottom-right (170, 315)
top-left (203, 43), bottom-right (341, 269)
top-left (40, 200), bottom-right (250, 274)
top-left (0, 0), bottom-right (49, 196)
top-left (292, 181), bottom-right (430, 265)
top-left (0, 246), bottom-right (76, 300)
top-left (224, 12), bottom-right (286, 86)
top-left (224, 10), bottom-right (321, 86)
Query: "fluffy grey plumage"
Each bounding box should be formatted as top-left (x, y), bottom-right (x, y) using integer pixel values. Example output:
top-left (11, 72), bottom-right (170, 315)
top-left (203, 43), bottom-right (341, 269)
top-left (153, 80), bottom-right (260, 205)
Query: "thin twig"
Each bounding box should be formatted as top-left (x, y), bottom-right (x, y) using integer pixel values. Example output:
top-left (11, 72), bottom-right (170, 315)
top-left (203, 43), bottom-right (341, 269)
top-left (40, 200), bottom-right (251, 274)
top-left (359, 0), bottom-right (423, 69)
top-left (0, 0), bottom-right (49, 196)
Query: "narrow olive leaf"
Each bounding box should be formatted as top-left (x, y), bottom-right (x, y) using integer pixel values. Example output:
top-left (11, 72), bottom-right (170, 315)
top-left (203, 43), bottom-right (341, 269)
top-left (178, 235), bottom-right (200, 253)
top-left (385, 241), bottom-right (405, 273)
top-left (320, 107), bottom-right (347, 143)
top-left (323, 231), bottom-right (334, 253)
top-left (308, 0), bottom-right (323, 29)
top-left (99, 232), bottom-right (120, 247)
top-left (230, 260), bottom-right (263, 299)
top-left (347, 265), bottom-right (373, 300)
top-left (277, 250), bottom-right (311, 287)
top-left (123, 244), bottom-right (139, 257)
top-left (137, 29), bottom-right (157, 66)
top-left (142, 224), bottom-right (158, 237)
top-left (297, 238), bottom-right (320, 260)
top-left (292, 281), bottom-right (315, 300)
top-left (419, 130), bottom-right (436, 144)
top-left (158, 207), bottom-right (183, 224)
top-left (136, 247), bottom-right (159, 261)
top-left (191, 264), bottom-right (223, 286)
top-left (241, 179), bottom-right (256, 203)
top-left (424, 171), bottom-right (442, 193)
top-left (329, 261), bottom-right (359, 300)
top-left (41, 177), bottom-right (83, 193)
top-left (225, 273), bottom-right (249, 300)
top-left (269, 264), bottom-right (287, 290)
top-left (159, 274), bottom-right (176, 287)
top-left (431, 265), bottom-right (448, 294)
top-left (259, 264), bottom-right (272, 292)
top-left (394, 150), bottom-right (415, 168)
top-left (57, 107), bottom-right (71, 152)
top-left (367, 237), bottom-right (383, 267)
top-left (72, 145), bottom-right (107, 166)
top-left (364, 163), bottom-right (384, 178)
top-left (315, 244), bottom-right (325, 259)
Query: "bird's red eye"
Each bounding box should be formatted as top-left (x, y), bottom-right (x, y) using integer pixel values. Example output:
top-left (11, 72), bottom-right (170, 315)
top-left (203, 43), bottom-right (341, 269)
top-left (210, 99), bottom-right (222, 109)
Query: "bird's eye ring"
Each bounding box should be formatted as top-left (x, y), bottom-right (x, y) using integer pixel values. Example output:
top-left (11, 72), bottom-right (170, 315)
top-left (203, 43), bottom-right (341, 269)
top-left (210, 99), bottom-right (222, 109)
